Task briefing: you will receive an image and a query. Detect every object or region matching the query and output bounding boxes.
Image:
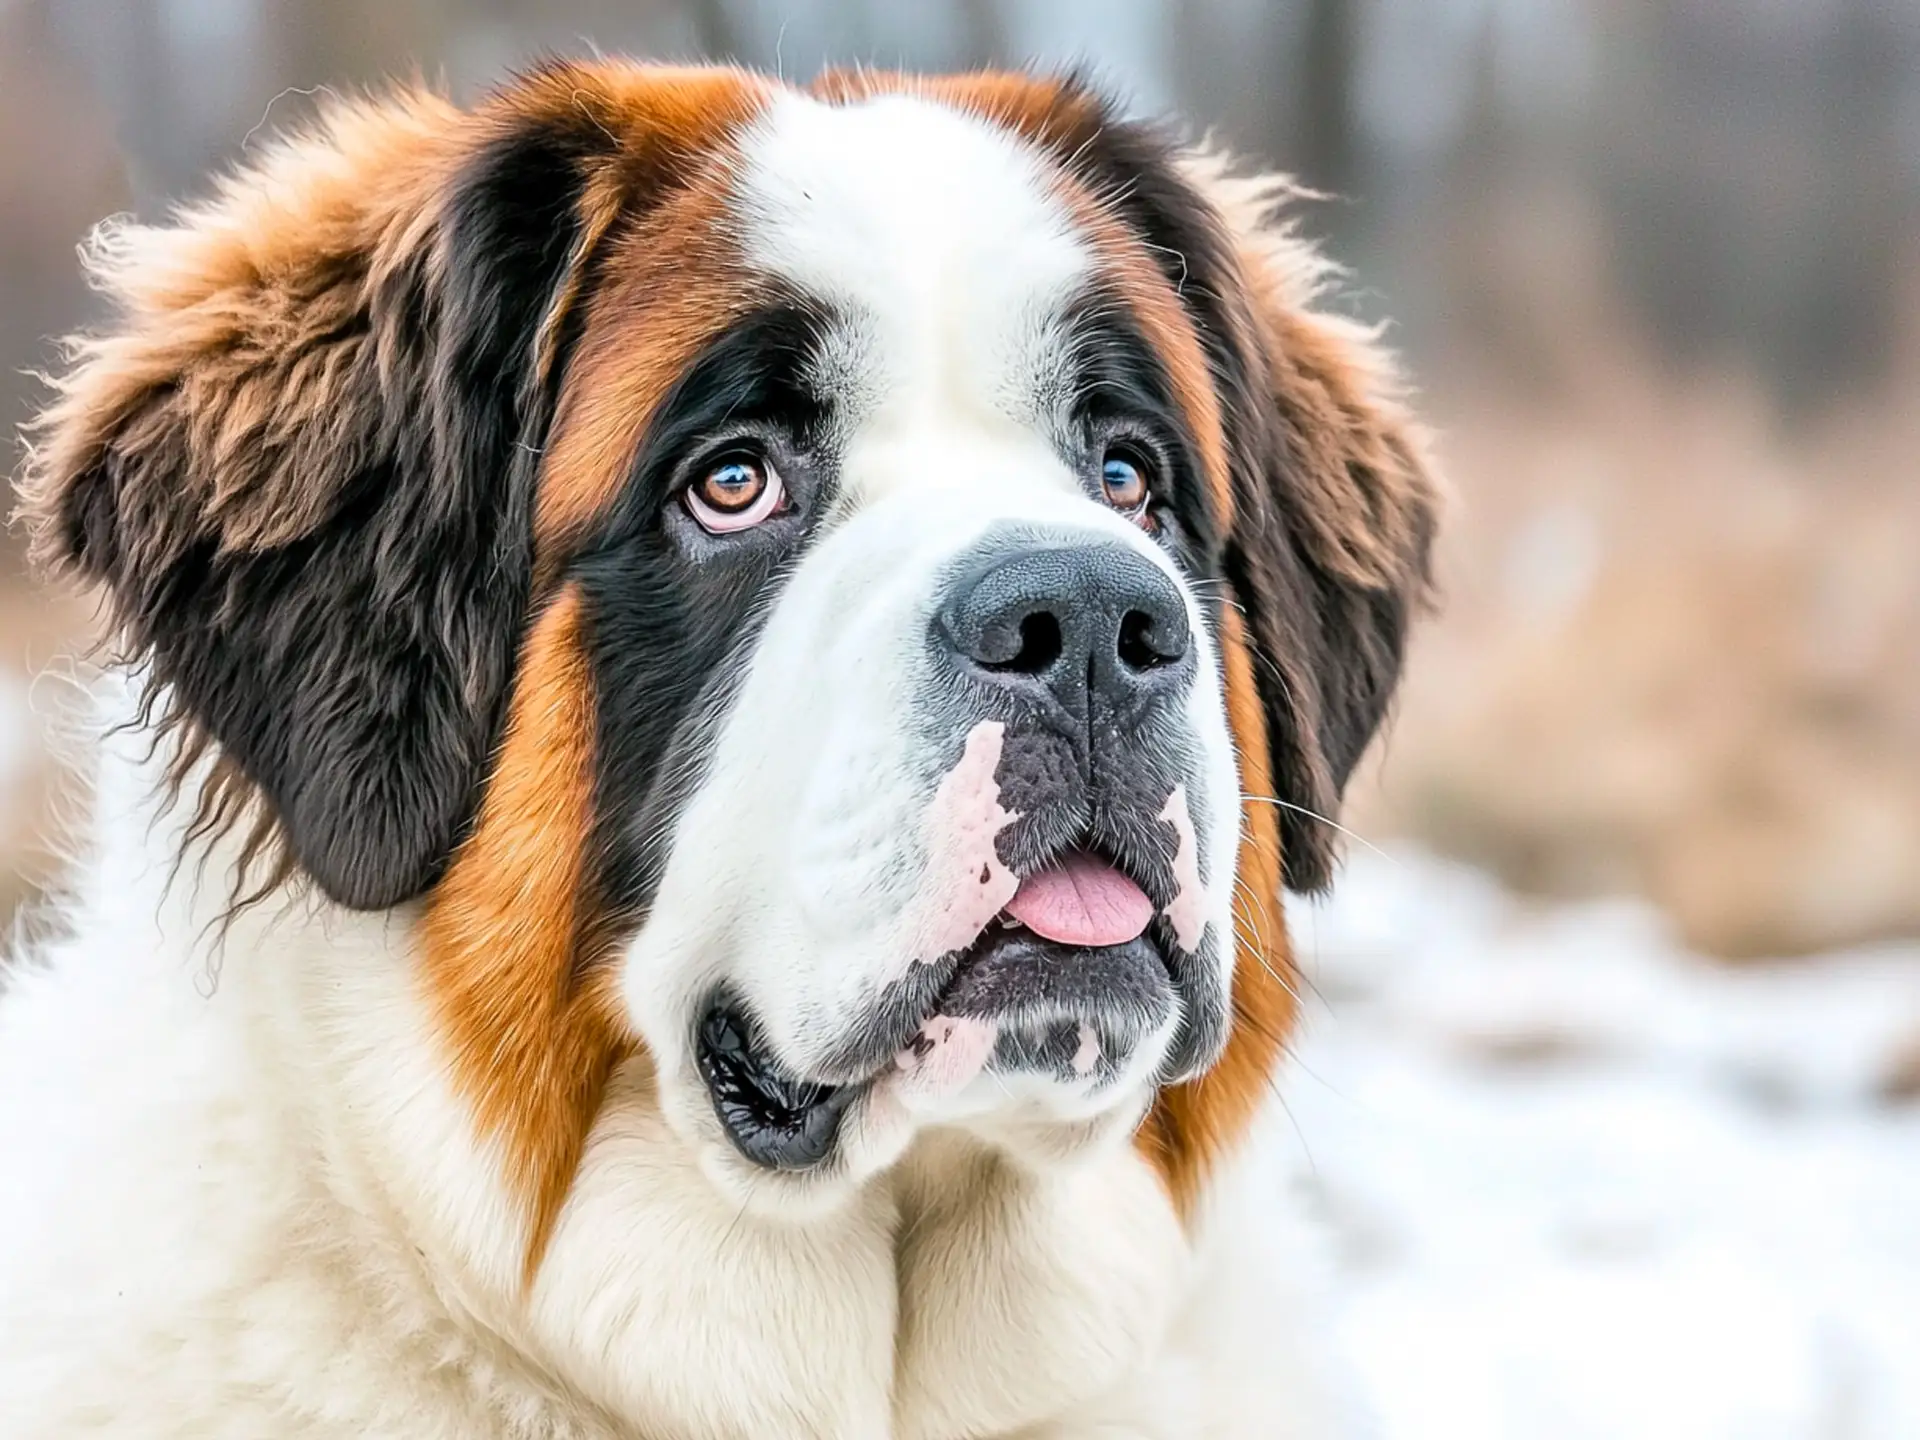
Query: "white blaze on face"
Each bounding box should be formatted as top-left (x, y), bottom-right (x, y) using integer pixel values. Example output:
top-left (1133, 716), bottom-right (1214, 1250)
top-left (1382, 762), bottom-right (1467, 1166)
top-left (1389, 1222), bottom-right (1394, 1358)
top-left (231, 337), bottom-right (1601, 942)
top-left (734, 89), bottom-right (1091, 509)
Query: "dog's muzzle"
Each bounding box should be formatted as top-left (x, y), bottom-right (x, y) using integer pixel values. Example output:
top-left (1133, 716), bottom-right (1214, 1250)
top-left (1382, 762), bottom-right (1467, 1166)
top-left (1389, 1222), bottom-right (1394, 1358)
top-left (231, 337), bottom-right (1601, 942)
top-left (696, 526), bottom-right (1228, 1171)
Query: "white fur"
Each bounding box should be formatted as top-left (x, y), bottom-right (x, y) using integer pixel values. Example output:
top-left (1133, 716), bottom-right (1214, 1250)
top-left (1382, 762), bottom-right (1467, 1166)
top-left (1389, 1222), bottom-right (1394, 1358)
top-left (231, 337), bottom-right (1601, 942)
top-left (0, 706), bottom-right (1338, 1437)
top-left (0, 90), bottom-right (1345, 1438)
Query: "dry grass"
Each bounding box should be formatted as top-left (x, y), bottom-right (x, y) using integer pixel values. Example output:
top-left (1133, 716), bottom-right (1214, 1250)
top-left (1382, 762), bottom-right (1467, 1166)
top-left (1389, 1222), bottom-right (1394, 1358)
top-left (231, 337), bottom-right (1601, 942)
top-left (1351, 289), bottom-right (1920, 957)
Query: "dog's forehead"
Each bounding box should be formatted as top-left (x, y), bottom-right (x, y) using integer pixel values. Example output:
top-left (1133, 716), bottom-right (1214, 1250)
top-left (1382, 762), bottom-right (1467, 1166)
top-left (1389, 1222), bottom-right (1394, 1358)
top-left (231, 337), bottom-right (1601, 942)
top-left (732, 90), bottom-right (1092, 501)
top-left (736, 90), bottom-right (1087, 316)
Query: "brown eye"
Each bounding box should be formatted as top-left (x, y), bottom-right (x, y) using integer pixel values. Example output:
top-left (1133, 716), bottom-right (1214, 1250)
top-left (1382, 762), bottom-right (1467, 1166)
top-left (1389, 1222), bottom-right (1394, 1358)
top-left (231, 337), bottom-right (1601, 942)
top-left (685, 455), bottom-right (784, 533)
top-left (1100, 449), bottom-right (1152, 515)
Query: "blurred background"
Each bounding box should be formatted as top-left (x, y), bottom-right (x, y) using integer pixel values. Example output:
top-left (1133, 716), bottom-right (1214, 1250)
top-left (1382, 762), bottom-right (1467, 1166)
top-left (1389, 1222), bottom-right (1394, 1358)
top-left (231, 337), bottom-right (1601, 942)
top-left (2, 1), bottom-right (1917, 1435)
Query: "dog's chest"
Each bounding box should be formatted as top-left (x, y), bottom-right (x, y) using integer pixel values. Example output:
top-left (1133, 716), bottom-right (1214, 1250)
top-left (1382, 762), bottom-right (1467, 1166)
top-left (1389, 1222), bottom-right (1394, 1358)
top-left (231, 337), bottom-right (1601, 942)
top-left (887, 1137), bottom-right (1190, 1439)
top-left (542, 1128), bottom-right (1188, 1440)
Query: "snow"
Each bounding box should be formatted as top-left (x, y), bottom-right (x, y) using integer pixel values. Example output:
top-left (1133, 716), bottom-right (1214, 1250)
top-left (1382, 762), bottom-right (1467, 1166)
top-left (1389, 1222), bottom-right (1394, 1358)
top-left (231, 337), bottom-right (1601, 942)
top-left (1285, 848), bottom-right (1920, 1440)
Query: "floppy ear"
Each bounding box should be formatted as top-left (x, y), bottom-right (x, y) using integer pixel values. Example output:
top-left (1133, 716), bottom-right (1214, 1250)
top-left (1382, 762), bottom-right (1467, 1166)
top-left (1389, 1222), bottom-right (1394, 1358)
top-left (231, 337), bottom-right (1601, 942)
top-left (19, 71), bottom-right (651, 908)
top-left (1185, 154), bottom-right (1441, 892)
top-left (1042, 100), bottom-right (1440, 893)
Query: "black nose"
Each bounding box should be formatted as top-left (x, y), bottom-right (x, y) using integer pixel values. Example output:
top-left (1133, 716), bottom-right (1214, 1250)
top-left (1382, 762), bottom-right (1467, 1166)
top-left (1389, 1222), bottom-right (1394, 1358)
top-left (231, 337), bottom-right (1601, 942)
top-left (938, 539), bottom-right (1194, 718)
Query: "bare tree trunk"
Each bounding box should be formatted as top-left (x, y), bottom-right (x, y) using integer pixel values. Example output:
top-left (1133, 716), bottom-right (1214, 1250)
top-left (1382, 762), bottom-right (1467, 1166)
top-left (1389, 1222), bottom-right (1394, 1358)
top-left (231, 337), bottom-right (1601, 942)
top-left (683, 0), bottom-right (744, 63)
top-left (1297, 0), bottom-right (1356, 197)
top-left (955, 0), bottom-right (1010, 70)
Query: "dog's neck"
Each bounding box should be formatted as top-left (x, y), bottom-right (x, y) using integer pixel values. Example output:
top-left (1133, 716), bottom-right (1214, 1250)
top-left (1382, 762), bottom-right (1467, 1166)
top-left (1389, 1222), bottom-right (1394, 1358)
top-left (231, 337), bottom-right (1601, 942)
top-left (61, 694), bottom-right (1198, 1438)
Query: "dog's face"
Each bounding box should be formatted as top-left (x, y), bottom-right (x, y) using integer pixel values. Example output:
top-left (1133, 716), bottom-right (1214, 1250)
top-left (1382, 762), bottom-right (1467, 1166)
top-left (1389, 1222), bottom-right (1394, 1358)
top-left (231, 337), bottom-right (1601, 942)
top-left (25, 64), bottom-right (1435, 1258)
top-left (611, 93), bottom-right (1248, 1193)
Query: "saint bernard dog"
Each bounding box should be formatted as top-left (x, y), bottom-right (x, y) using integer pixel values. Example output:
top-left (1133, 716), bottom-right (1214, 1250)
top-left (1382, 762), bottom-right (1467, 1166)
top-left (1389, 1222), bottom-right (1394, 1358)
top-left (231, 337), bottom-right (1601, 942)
top-left (0, 61), bottom-right (1436, 1439)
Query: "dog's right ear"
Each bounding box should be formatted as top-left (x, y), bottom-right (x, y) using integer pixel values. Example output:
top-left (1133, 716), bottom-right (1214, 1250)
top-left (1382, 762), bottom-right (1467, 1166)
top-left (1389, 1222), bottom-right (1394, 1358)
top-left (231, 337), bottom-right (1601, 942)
top-left (18, 65), bottom-right (762, 909)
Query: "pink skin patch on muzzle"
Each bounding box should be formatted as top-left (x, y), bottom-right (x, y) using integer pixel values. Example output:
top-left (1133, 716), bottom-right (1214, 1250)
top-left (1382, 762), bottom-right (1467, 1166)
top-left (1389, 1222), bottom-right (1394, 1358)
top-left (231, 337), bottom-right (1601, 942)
top-left (899, 720), bottom-right (1022, 976)
top-left (893, 1014), bottom-right (1000, 1098)
top-left (874, 721), bottom-right (1023, 1097)
top-left (1159, 785), bottom-right (1211, 954)
top-left (1072, 1023), bottom-right (1101, 1077)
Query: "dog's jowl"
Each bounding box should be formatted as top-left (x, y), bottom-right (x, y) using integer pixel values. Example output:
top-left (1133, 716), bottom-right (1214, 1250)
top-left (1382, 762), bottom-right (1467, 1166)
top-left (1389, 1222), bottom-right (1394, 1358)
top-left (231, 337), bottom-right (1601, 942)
top-left (0, 62), bottom-right (1437, 1439)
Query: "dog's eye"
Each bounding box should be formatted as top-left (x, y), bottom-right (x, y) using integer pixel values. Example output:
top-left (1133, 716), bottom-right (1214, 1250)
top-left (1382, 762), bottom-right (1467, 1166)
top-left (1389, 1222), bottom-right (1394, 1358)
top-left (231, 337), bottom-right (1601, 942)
top-left (685, 455), bottom-right (785, 533)
top-left (1100, 447), bottom-right (1153, 522)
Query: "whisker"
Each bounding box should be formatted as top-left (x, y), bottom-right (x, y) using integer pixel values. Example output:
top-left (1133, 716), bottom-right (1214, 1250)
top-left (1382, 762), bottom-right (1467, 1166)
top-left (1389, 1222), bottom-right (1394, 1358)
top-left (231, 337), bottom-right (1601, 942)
top-left (1229, 874), bottom-right (1329, 1013)
top-left (1265, 1073), bottom-right (1317, 1177)
top-left (1227, 913), bottom-right (1304, 1006)
top-left (1240, 792), bottom-right (1403, 870)
top-left (719, 1177), bottom-right (759, 1255)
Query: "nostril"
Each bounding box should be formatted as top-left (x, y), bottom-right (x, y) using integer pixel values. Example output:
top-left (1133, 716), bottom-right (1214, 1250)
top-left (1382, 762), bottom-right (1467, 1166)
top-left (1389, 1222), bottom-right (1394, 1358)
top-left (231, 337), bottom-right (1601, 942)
top-left (1117, 608), bottom-right (1186, 672)
top-left (980, 610), bottom-right (1063, 676)
top-left (939, 537), bottom-right (1190, 702)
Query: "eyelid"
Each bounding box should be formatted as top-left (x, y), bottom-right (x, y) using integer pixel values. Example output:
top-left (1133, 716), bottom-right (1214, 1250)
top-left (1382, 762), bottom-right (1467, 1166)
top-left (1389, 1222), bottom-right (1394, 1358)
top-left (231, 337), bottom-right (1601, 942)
top-left (1101, 427), bottom-right (1169, 489)
top-left (1097, 418), bottom-right (1169, 467)
top-left (684, 454), bottom-right (787, 534)
top-left (679, 437), bottom-right (768, 490)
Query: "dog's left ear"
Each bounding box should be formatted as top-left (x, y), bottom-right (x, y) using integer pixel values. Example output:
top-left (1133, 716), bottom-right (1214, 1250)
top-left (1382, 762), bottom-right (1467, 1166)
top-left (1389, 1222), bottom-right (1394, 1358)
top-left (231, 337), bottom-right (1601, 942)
top-left (1182, 154), bottom-right (1442, 893)
top-left (18, 66), bottom-right (753, 909)
top-left (15, 82), bottom-right (615, 909)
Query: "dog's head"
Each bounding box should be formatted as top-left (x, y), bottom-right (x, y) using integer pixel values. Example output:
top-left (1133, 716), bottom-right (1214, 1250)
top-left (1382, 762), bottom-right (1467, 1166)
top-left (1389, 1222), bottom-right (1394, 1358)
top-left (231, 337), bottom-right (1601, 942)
top-left (23, 64), bottom-right (1435, 1262)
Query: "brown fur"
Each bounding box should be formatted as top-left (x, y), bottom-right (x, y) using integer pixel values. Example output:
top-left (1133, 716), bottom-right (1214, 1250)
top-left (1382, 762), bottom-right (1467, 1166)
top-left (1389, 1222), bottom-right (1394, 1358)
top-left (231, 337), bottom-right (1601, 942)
top-left (18, 65), bottom-right (777, 567)
top-left (1207, 163), bottom-right (1439, 599)
top-left (811, 66), bottom-right (1098, 154)
top-left (1136, 605), bottom-right (1296, 1214)
top-left (532, 173), bottom-right (765, 587)
top-left (1198, 154), bottom-right (1441, 890)
top-left (514, 60), bottom-right (771, 448)
top-left (511, 63), bottom-right (775, 581)
top-left (421, 585), bottom-right (633, 1281)
top-left (1069, 192), bottom-right (1239, 529)
top-left (17, 89), bottom-right (464, 565)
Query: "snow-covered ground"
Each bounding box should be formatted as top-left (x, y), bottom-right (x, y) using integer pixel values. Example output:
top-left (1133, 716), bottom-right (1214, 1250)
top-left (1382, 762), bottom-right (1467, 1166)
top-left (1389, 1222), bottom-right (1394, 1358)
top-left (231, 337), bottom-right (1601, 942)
top-left (1287, 848), bottom-right (1920, 1440)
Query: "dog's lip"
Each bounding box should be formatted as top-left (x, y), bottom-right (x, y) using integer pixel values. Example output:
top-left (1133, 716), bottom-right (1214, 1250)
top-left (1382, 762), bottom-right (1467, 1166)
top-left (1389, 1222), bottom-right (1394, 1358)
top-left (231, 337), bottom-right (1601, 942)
top-left (921, 912), bottom-right (1172, 1020)
top-left (921, 923), bottom-right (1176, 1050)
top-left (695, 906), bottom-right (1179, 1171)
top-left (695, 1002), bottom-right (863, 1171)
top-left (695, 839), bottom-right (1175, 1170)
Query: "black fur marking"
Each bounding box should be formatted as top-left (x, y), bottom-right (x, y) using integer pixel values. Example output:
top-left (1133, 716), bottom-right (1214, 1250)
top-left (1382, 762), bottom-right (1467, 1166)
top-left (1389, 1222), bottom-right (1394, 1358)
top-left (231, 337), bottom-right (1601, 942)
top-left (55, 110), bottom-right (629, 911)
top-left (569, 300), bottom-right (841, 931)
top-left (1043, 90), bottom-right (1427, 891)
top-left (1060, 284), bottom-right (1224, 575)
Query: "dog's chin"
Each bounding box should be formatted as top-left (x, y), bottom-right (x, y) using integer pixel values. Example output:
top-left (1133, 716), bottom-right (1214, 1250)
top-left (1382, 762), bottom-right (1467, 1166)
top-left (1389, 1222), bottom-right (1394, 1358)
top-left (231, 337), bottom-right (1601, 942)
top-left (692, 919), bottom-right (1180, 1184)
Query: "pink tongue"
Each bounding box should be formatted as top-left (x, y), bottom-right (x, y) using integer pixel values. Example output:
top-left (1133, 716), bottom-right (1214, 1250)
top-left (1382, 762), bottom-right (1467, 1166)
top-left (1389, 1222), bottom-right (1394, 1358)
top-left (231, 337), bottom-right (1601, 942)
top-left (1005, 851), bottom-right (1154, 948)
